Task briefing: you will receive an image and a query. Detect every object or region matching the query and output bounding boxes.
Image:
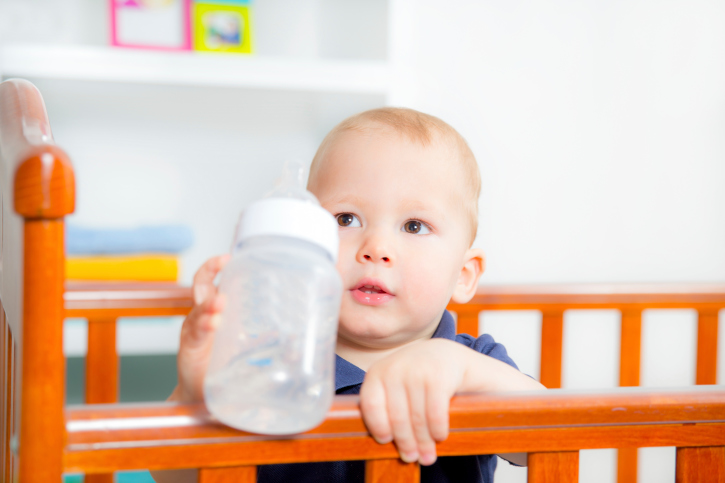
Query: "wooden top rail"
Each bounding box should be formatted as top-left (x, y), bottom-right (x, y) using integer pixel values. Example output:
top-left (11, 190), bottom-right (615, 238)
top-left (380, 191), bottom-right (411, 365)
top-left (65, 281), bottom-right (193, 318)
top-left (64, 282), bottom-right (725, 318)
top-left (64, 387), bottom-right (725, 474)
top-left (0, 78), bottom-right (75, 219)
top-left (449, 283), bottom-right (725, 312)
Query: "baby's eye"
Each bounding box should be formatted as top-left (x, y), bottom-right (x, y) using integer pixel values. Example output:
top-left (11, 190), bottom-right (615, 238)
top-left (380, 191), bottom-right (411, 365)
top-left (402, 220), bottom-right (431, 235)
top-left (336, 213), bottom-right (361, 228)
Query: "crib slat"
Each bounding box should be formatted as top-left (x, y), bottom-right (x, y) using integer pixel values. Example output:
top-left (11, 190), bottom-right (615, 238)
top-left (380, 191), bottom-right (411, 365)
top-left (86, 317), bottom-right (118, 404)
top-left (696, 310), bottom-right (719, 385)
top-left (619, 310), bottom-right (642, 387)
top-left (616, 448), bottom-right (637, 483)
top-left (365, 459), bottom-right (420, 482)
top-left (528, 451), bottom-right (579, 483)
top-left (675, 446), bottom-right (725, 482)
top-left (456, 311), bottom-right (480, 337)
top-left (85, 318), bottom-right (118, 483)
top-left (540, 311), bottom-right (564, 388)
top-left (199, 466), bottom-right (257, 483)
top-left (617, 310), bottom-right (642, 483)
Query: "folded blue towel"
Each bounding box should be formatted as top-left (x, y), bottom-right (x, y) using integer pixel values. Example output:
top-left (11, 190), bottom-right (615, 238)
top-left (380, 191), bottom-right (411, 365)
top-left (66, 224), bottom-right (194, 255)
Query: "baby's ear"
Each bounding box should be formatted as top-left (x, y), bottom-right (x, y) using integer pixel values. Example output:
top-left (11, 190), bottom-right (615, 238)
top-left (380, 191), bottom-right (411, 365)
top-left (451, 248), bottom-right (485, 304)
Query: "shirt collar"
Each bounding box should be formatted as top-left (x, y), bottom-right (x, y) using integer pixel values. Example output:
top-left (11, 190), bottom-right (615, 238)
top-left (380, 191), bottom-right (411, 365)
top-left (334, 310), bottom-right (456, 391)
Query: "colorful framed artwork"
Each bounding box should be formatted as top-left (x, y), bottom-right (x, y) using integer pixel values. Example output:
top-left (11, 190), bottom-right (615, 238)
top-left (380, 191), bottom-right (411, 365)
top-left (110, 0), bottom-right (192, 51)
top-left (193, 1), bottom-right (253, 54)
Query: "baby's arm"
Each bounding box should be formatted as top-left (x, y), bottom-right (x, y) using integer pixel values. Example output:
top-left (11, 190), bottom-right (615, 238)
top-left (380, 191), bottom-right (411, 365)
top-left (150, 255), bottom-right (229, 483)
top-left (359, 338), bottom-right (545, 466)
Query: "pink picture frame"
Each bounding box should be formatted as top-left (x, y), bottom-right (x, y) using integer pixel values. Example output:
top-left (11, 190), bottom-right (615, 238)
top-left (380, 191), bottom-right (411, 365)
top-left (110, 0), bottom-right (192, 51)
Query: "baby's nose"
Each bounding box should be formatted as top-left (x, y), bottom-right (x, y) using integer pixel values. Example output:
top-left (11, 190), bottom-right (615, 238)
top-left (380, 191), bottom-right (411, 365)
top-left (364, 254), bottom-right (390, 263)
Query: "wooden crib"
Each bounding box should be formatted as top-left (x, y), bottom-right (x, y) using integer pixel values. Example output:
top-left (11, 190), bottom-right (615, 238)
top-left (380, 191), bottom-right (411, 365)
top-left (2, 78), bottom-right (724, 483)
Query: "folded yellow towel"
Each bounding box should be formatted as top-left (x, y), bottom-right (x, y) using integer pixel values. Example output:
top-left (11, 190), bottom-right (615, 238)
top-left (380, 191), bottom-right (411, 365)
top-left (66, 254), bottom-right (179, 281)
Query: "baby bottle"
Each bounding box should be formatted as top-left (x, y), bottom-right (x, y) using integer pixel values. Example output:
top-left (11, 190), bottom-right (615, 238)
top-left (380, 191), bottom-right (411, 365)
top-left (204, 162), bottom-right (342, 435)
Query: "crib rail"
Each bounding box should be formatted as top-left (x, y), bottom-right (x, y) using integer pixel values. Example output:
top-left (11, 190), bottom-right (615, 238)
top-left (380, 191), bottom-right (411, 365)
top-left (65, 282), bottom-right (725, 482)
top-left (63, 387), bottom-right (725, 482)
top-left (447, 283), bottom-right (725, 482)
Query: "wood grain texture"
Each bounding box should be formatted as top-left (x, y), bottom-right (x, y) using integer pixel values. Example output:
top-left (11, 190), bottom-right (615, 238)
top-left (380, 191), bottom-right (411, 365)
top-left (19, 220), bottom-right (66, 483)
top-left (85, 317), bottom-right (118, 404)
top-left (65, 422), bottom-right (725, 474)
top-left (676, 446), bottom-right (725, 483)
top-left (540, 311), bottom-right (564, 388)
top-left (0, 79), bottom-right (75, 219)
top-left (696, 310), bottom-right (719, 385)
top-left (64, 387), bottom-right (725, 473)
top-left (365, 458), bottom-right (419, 483)
top-left (528, 451), bottom-right (579, 483)
top-left (199, 466), bottom-right (257, 483)
top-left (13, 146), bottom-right (75, 219)
top-left (616, 448), bottom-right (637, 483)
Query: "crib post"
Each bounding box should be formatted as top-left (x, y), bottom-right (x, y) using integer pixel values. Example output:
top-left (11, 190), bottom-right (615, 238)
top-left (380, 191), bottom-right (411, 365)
top-left (16, 157), bottom-right (75, 481)
top-left (2, 78), bottom-right (76, 483)
top-left (675, 446), bottom-right (725, 482)
top-left (365, 459), bottom-right (420, 482)
top-left (528, 451), bottom-right (579, 483)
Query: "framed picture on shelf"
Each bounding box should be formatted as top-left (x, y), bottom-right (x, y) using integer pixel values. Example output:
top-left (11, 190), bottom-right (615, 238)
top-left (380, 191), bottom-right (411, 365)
top-left (110, 0), bottom-right (193, 51)
top-left (193, 1), bottom-right (253, 54)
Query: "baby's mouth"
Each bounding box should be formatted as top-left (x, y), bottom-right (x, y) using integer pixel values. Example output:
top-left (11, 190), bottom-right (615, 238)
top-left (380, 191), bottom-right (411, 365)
top-left (350, 280), bottom-right (394, 306)
top-left (358, 284), bottom-right (386, 295)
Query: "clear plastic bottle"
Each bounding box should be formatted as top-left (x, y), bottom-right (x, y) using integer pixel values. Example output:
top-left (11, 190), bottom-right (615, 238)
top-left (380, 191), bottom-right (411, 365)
top-left (204, 163), bottom-right (342, 435)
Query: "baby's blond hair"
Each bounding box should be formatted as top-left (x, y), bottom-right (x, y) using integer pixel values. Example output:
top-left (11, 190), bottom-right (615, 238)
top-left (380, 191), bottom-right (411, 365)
top-left (308, 107), bottom-right (481, 245)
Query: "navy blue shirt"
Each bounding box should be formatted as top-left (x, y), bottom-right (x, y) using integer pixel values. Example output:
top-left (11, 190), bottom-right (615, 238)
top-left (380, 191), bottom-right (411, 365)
top-left (258, 310), bottom-right (519, 483)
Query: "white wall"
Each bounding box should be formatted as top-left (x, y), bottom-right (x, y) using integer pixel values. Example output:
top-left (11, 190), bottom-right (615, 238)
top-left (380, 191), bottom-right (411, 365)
top-left (386, 1), bottom-right (725, 481)
top-left (389, 0), bottom-right (725, 284)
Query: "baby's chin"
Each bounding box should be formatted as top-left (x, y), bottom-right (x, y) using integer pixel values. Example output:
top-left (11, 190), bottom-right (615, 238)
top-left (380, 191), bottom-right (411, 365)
top-left (337, 311), bottom-right (432, 349)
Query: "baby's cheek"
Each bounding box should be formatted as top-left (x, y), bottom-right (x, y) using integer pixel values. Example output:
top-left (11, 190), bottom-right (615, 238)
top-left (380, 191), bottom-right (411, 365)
top-left (402, 257), bottom-right (453, 312)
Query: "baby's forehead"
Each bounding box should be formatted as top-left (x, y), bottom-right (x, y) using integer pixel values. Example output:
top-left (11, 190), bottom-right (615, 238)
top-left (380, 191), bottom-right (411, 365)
top-left (316, 125), bottom-right (460, 172)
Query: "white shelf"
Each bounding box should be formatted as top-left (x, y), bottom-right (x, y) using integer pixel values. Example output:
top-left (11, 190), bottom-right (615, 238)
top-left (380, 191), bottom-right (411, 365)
top-left (1, 44), bottom-right (390, 95)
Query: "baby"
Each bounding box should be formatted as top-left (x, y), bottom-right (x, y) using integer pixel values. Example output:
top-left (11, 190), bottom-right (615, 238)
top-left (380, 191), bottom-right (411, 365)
top-left (154, 108), bottom-right (545, 483)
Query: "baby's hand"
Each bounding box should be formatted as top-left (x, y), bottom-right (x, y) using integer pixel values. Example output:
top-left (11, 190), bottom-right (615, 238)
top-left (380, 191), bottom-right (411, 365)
top-left (168, 254), bottom-right (230, 403)
top-left (359, 339), bottom-right (468, 466)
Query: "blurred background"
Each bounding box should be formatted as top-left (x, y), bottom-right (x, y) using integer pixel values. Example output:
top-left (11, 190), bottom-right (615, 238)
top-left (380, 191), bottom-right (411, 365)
top-left (1, 0), bottom-right (723, 482)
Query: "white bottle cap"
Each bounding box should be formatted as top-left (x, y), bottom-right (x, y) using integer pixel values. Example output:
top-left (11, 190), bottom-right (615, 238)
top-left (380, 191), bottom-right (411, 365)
top-left (235, 197), bottom-right (339, 261)
top-left (233, 161), bottom-right (339, 261)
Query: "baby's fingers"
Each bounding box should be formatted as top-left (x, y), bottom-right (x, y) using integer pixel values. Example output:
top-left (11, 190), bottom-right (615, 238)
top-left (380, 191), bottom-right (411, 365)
top-left (193, 254), bottom-right (230, 305)
top-left (386, 385), bottom-right (418, 463)
top-left (426, 383), bottom-right (450, 443)
top-left (408, 383), bottom-right (437, 466)
top-left (360, 377), bottom-right (392, 445)
top-left (182, 294), bottom-right (226, 348)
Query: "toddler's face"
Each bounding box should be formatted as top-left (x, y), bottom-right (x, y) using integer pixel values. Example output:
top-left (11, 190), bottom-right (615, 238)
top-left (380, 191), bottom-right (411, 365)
top-left (309, 127), bottom-right (477, 350)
